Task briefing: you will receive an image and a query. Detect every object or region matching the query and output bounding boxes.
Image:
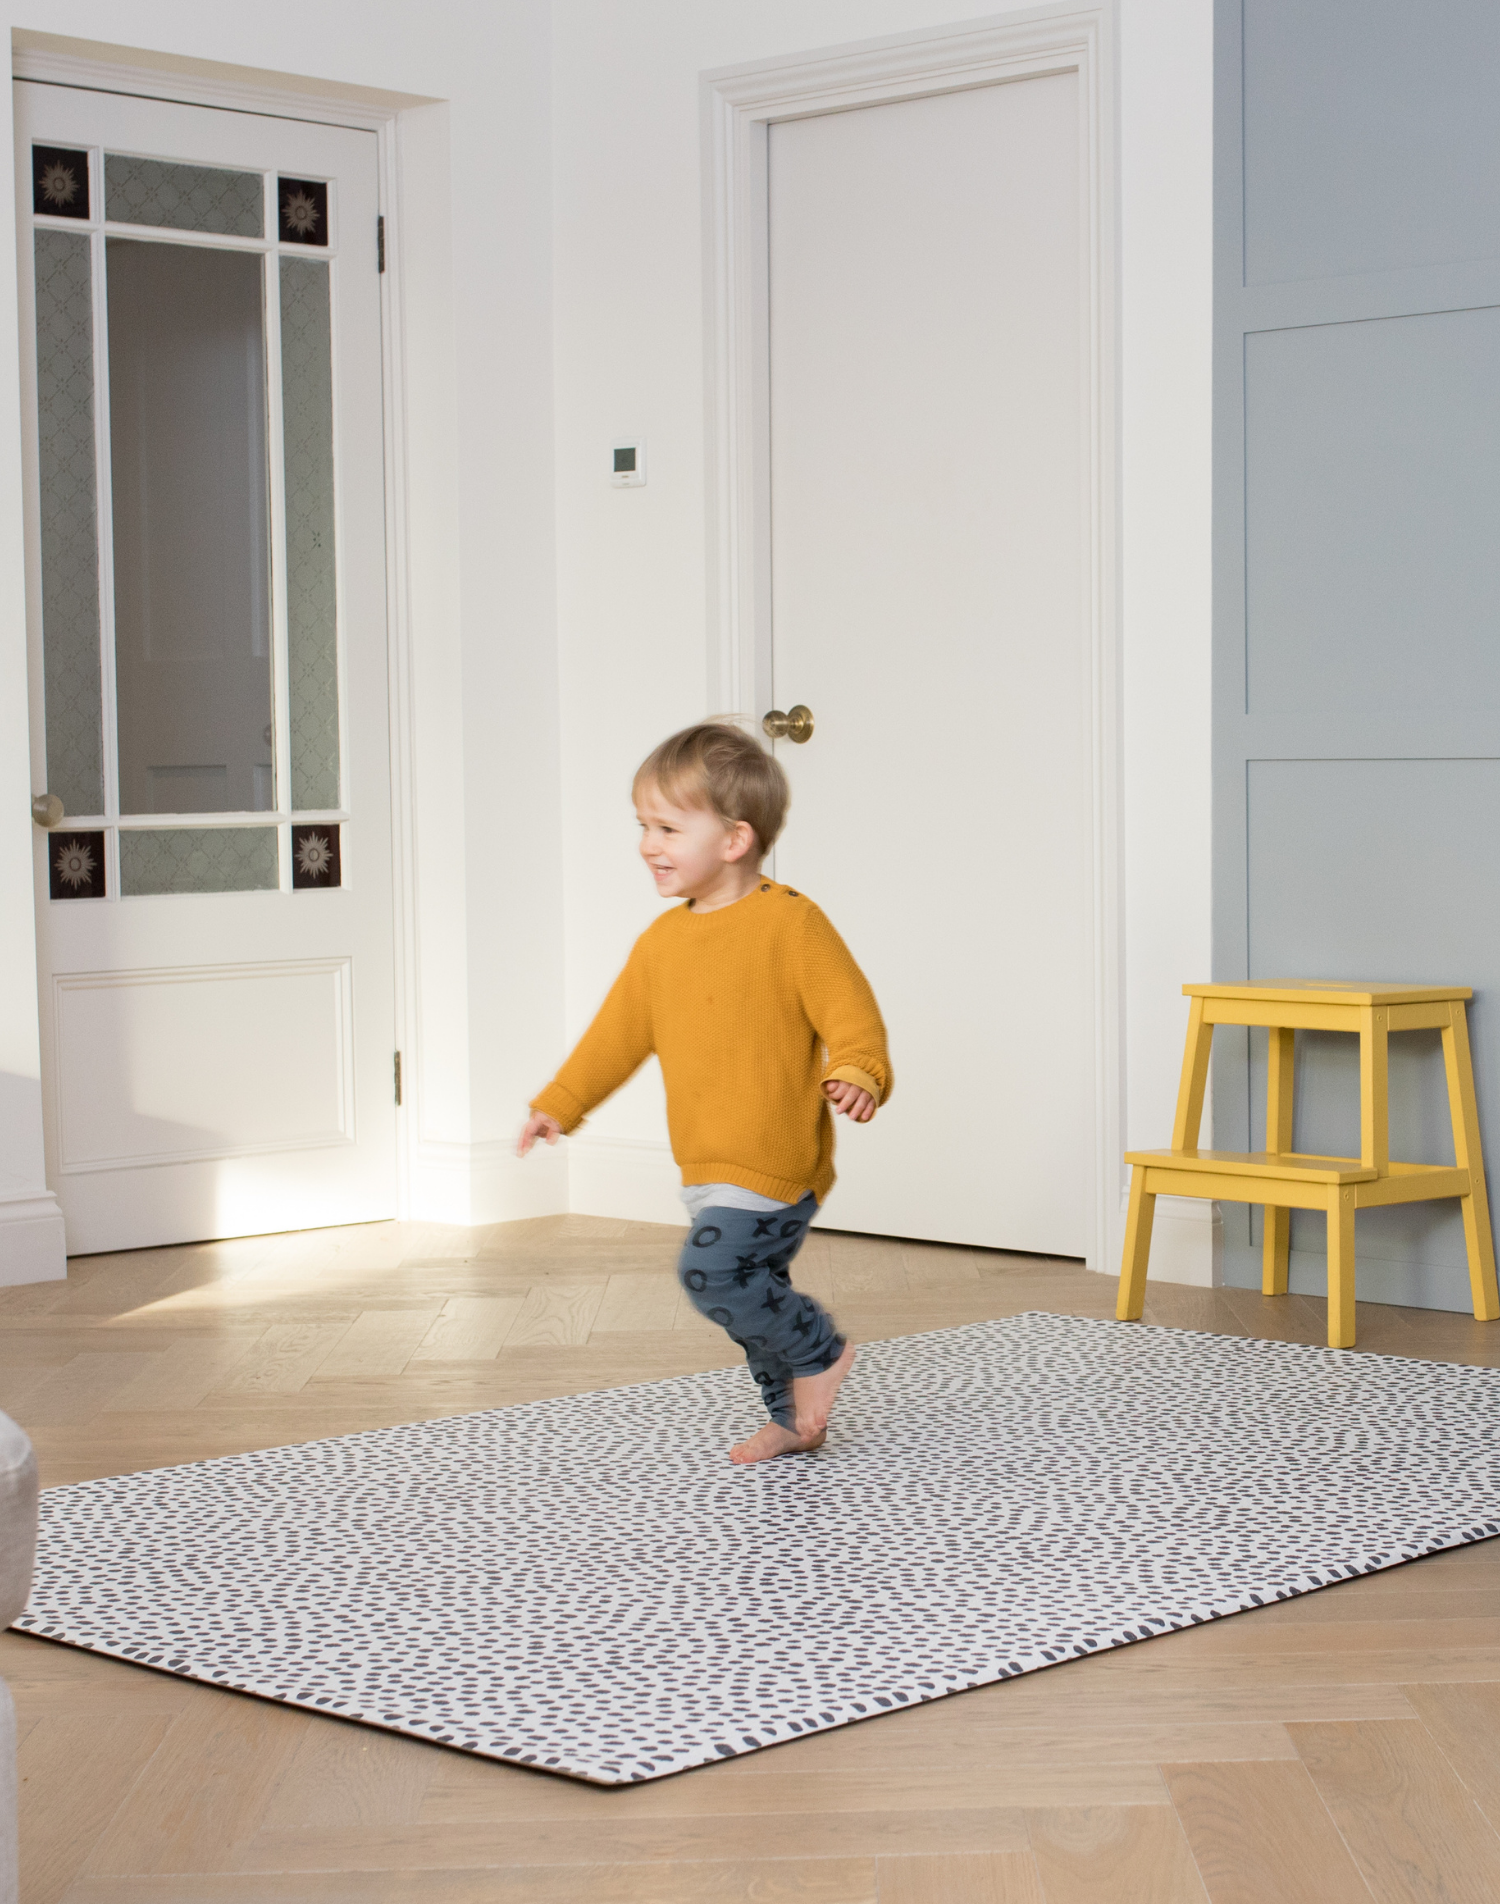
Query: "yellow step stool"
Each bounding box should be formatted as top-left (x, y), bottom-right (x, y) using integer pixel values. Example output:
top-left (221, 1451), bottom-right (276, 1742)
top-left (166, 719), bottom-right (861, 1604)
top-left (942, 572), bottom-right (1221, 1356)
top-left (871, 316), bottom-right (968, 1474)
top-left (1116, 982), bottom-right (1500, 1348)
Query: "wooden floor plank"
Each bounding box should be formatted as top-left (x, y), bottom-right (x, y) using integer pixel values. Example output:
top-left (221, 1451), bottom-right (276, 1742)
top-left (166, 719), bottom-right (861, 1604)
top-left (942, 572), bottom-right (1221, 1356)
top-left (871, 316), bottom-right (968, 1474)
top-left (60, 1858), bottom-right (880, 1902)
top-left (875, 1850), bottom-right (1045, 1903)
top-left (1161, 1758), bottom-right (1371, 1903)
top-left (242, 1806), bottom-right (1032, 1871)
top-left (408, 1295), bottom-right (526, 1361)
top-left (503, 1280), bottom-right (607, 1347)
top-left (210, 1321), bottom-right (356, 1396)
top-left (1402, 1680), bottom-right (1500, 1826)
top-left (256, 1722), bottom-right (441, 1832)
top-left (416, 1761), bottom-right (1166, 1825)
top-left (900, 1244), bottom-right (981, 1289)
top-left (726, 1716), bottom-right (1298, 1774)
top-left (828, 1251), bottom-right (909, 1299)
top-left (311, 1308), bottom-right (445, 1380)
top-left (589, 1273), bottom-right (682, 1334)
top-left (18, 1711), bottom-right (174, 1904)
top-left (1025, 1804), bottom-right (1208, 1902)
top-left (1291, 1716), bottom-right (1500, 1900)
top-left (13, 1352), bottom-right (163, 1427)
top-left (102, 1333), bottom-right (269, 1411)
top-left (80, 1691), bottom-right (311, 1877)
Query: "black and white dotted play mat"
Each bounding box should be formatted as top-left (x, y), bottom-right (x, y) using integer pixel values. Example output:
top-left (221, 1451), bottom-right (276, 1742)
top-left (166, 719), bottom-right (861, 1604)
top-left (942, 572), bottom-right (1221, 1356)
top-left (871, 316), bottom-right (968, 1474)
top-left (15, 1312), bottom-right (1500, 1784)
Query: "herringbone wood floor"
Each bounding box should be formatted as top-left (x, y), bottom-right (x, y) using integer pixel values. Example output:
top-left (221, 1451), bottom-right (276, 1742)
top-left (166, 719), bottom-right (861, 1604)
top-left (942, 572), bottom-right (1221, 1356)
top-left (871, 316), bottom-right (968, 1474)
top-left (6, 1215), bottom-right (1500, 1902)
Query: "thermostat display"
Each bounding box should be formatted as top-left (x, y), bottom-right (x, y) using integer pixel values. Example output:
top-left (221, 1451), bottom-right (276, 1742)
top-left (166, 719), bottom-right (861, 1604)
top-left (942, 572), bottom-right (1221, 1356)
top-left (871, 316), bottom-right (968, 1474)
top-left (612, 439), bottom-right (646, 487)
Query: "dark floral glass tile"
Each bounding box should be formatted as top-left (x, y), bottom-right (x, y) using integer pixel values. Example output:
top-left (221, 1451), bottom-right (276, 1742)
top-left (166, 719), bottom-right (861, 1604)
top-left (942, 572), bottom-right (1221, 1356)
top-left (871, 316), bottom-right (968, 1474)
top-left (292, 823), bottom-right (341, 889)
top-left (277, 177), bottom-right (329, 247)
top-left (33, 147), bottom-right (90, 221)
top-left (49, 830), bottom-right (105, 900)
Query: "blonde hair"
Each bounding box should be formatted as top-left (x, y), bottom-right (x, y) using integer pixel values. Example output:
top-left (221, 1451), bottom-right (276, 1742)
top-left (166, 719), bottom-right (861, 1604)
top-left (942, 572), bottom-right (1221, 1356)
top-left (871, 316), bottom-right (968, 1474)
top-left (633, 722), bottom-right (790, 855)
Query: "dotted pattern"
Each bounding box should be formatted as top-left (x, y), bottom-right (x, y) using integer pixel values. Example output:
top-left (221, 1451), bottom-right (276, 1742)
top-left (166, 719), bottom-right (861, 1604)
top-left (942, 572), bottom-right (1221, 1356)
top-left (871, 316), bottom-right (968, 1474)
top-left (34, 229), bottom-right (103, 818)
top-left (15, 1313), bottom-right (1500, 1786)
top-left (280, 258), bottom-right (339, 813)
top-left (104, 156), bottom-right (263, 238)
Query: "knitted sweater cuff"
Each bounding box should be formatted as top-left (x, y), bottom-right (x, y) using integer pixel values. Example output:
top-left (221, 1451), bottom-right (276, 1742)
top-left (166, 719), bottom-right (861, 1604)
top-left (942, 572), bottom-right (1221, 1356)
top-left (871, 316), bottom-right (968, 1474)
top-left (824, 1064), bottom-right (885, 1105)
top-left (530, 1082), bottom-right (587, 1134)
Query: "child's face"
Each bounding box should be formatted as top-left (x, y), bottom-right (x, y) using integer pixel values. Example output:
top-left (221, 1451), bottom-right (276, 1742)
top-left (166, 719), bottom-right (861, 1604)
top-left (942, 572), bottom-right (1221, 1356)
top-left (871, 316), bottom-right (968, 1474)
top-left (636, 783), bottom-right (756, 900)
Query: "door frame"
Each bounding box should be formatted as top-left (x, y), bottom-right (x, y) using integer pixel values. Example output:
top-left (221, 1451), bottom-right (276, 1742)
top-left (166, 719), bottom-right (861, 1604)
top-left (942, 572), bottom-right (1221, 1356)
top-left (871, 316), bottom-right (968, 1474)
top-left (12, 42), bottom-right (426, 1223)
top-left (701, 6), bottom-right (1122, 1272)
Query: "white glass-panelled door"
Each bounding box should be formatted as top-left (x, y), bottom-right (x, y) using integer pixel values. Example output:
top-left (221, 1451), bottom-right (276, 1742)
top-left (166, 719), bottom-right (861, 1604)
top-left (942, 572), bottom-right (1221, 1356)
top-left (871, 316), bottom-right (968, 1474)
top-left (17, 83), bottom-right (397, 1254)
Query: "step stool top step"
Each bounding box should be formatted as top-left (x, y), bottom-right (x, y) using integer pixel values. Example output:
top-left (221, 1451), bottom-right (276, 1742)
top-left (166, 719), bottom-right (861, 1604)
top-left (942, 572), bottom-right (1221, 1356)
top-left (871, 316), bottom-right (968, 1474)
top-left (1124, 1147), bottom-right (1380, 1184)
top-left (1183, 980), bottom-right (1472, 1006)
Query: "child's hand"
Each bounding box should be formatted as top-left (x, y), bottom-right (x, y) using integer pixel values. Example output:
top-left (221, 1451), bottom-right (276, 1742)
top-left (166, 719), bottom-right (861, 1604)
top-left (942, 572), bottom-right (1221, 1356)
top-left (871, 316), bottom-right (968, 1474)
top-left (517, 1112), bottom-right (564, 1157)
top-left (823, 1079), bottom-right (876, 1123)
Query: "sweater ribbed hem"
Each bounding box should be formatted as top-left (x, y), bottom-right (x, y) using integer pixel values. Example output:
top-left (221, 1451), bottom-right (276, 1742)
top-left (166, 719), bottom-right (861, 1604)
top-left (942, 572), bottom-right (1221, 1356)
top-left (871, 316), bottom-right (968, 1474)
top-left (680, 1160), bottom-right (834, 1205)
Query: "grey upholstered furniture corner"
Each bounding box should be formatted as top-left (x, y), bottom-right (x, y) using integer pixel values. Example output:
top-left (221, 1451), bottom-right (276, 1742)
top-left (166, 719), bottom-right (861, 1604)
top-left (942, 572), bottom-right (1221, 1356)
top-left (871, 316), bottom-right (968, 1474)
top-left (0, 1413), bottom-right (38, 1904)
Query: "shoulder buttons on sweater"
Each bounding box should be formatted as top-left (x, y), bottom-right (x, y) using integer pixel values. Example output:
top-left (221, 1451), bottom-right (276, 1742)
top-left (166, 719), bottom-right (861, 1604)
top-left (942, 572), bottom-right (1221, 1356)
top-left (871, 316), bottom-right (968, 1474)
top-left (760, 884), bottom-right (769, 891)
top-left (786, 889), bottom-right (799, 897)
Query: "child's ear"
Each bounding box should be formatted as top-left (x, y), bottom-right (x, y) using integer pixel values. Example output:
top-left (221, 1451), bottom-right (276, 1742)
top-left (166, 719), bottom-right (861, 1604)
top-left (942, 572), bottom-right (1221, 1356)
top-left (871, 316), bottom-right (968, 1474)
top-left (724, 819), bottom-right (758, 864)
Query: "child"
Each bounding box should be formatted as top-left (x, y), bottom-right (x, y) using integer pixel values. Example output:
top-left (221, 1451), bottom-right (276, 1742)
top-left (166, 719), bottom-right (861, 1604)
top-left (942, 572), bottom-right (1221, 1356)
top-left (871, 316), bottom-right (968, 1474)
top-left (517, 722), bottom-right (892, 1464)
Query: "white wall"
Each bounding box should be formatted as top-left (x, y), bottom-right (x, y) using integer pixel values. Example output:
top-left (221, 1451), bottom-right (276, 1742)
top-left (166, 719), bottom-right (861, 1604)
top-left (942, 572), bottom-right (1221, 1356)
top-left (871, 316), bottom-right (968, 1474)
top-left (548, 0), bottom-right (1216, 1274)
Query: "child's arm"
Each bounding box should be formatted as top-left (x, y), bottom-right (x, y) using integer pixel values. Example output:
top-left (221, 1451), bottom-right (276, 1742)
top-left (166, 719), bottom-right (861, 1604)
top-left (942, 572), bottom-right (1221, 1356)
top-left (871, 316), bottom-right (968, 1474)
top-left (518, 942), bottom-right (654, 1156)
top-left (796, 903), bottom-right (893, 1119)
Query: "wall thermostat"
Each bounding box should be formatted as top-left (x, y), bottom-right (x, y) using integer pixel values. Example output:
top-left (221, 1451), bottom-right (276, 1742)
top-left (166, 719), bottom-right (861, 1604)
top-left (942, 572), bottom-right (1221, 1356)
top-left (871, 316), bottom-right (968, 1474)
top-left (612, 439), bottom-right (646, 487)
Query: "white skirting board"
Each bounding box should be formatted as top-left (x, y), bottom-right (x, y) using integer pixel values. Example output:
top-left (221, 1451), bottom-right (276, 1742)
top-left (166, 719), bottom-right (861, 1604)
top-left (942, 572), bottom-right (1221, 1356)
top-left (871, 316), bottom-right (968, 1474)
top-left (407, 1138), bottom-right (570, 1228)
top-left (567, 1136), bottom-right (685, 1228)
top-left (0, 1194), bottom-right (66, 1287)
top-left (1118, 1190), bottom-right (1222, 1289)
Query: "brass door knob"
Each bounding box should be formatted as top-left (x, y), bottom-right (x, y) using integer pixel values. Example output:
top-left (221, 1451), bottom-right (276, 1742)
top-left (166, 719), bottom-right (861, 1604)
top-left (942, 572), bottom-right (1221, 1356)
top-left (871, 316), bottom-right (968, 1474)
top-left (31, 793), bottom-right (63, 828)
top-left (762, 705), bottom-right (814, 744)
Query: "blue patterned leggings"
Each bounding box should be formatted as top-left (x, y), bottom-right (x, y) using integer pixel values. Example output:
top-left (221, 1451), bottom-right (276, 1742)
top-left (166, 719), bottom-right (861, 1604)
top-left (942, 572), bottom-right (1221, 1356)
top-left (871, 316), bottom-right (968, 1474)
top-left (676, 1193), bottom-right (846, 1428)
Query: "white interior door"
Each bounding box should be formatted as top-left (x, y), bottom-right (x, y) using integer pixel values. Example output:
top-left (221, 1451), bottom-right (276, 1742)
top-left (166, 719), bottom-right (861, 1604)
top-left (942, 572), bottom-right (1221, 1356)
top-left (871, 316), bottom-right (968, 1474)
top-left (18, 82), bottom-right (397, 1254)
top-left (768, 75), bottom-right (1094, 1257)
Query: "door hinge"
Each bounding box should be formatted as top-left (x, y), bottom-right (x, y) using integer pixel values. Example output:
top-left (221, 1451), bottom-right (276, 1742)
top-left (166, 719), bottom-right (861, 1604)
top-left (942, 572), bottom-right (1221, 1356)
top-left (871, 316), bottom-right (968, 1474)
top-left (377, 215), bottom-right (386, 273)
top-left (393, 1050), bottom-right (402, 1106)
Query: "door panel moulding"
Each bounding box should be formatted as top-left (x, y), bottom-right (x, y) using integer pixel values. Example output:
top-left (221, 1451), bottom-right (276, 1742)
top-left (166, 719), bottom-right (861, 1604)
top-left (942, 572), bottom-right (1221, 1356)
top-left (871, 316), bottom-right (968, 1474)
top-left (701, 6), bottom-right (1122, 1273)
top-left (11, 40), bottom-right (433, 1225)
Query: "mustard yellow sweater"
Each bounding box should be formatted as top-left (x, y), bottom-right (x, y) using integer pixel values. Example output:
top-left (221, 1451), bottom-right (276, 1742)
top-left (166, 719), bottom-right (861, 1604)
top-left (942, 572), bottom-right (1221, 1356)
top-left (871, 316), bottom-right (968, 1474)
top-left (531, 879), bottom-right (892, 1204)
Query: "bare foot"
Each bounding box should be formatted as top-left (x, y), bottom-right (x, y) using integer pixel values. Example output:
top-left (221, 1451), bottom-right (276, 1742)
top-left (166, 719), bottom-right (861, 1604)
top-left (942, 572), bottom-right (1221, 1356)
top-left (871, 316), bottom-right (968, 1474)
top-left (792, 1341), bottom-right (856, 1439)
top-left (729, 1422), bottom-right (826, 1465)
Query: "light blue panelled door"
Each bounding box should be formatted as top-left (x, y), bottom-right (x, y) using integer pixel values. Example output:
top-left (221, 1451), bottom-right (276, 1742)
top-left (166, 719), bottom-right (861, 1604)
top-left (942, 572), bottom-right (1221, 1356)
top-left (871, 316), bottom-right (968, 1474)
top-left (17, 82), bottom-right (397, 1254)
top-left (1214, 0), bottom-right (1500, 1310)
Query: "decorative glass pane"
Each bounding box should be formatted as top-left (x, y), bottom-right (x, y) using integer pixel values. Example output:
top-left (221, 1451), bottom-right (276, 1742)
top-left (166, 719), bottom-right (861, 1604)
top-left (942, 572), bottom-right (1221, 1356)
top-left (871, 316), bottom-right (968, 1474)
top-left (35, 229), bottom-right (104, 818)
top-left (292, 822), bottom-right (340, 889)
top-left (48, 830), bottom-right (106, 900)
top-left (280, 258), bottom-right (339, 810)
top-left (277, 177), bottom-right (328, 248)
top-left (108, 239), bottom-right (273, 816)
top-left (119, 827), bottom-right (277, 895)
top-left (104, 156), bottom-right (262, 239)
top-left (33, 146), bottom-right (89, 221)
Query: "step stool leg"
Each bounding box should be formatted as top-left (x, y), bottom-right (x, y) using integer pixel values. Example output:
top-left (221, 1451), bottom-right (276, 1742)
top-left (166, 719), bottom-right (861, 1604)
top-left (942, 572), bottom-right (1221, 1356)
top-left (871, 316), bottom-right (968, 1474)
top-left (1359, 1005), bottom-right (1390, 1173)
top-left (1171, 996), bottom-right (1213, 1151)
top-left (1117, 1165), bottom-right (1156, 1321)
top-left (1263, 1026), bottom-right (1295, 1295)
top-left (1263, 1209), bottom-right (1290, 1296)
top-left (1441, 1002), bottom-right (1500, 1323)
top-left (1326, 1187), bottom-right (1357, 1349)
